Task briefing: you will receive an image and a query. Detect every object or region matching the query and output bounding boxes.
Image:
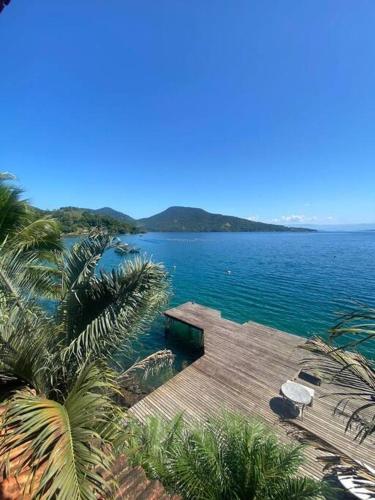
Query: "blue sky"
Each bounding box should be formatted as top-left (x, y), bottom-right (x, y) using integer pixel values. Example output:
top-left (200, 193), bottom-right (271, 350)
top-left (1, 1), bottom-right (375, 224)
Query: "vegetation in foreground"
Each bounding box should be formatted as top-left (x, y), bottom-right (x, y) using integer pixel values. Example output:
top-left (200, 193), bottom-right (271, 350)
top-left (303, 306), bottom-right (375, 442)
top-left (0, 233), bottom-right (173, 498)
top-left (0, 176), bottom-right (173, 498)
top-left (126, 412), bottom-right (327, 500)
top-left (0, 172), bottom-right (62, 257)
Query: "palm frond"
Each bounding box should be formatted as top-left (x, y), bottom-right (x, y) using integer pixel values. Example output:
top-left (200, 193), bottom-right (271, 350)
top-left (330, 306), bottom-right (375, 350)
top-left (302, 337), bottom-right (375, 442)
top-left (57, 233), bottom-right (111, 337)
top-left (25, 264), bottom-right (62, 300)
top-left (271, 477), bottom-right (330, 500)
top-left (9, 217), bottom-right (63, 256)
top-left (60, 232), bottom-right (111, 294)
top-left (118, 350), bottom-right (174, 402)
top-left (0, 301), bottom-right (55, 393)
top-left (0, 362), bottom-right (124, 500)
top-left (119, 349), bottom-right (174, 383)
top-left (62, 257), bottom-right (169, 366)
top-left (126, 413), bottom-right (184, 484)
top-left (0, 172), bottom-right (16, 181)
top-left (0, 246), bottom-right (58, 307)
top-left (0, 180), bottom-right (27, 243)
top-left (126, 411), bottom-right (326, 499)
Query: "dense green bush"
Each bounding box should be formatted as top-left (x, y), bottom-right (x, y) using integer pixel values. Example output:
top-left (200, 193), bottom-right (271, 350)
top-left (126, 412), bottom-right (328, 500)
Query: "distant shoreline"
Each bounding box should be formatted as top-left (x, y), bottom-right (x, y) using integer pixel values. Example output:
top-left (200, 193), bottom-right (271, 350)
top-left (63, 229), bottom-right (319, 237)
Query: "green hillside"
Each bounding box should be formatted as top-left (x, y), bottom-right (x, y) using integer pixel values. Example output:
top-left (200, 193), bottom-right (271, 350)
top-left (33, 205), bottom-right (315, 234)
top-left (138, 206), bottom-right (314, 232)
top-left (94, 206), bottom-right (138, 226)
top-left (38, 207), bottom-right (138, 235)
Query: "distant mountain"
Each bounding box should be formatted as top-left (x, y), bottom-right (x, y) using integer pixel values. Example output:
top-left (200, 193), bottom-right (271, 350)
top-left (93, 207), bottom-right (137, 226)
top-left (138, 206), bottom-right (314, 232)
top-left (35, 205), bottom-right (315, 234)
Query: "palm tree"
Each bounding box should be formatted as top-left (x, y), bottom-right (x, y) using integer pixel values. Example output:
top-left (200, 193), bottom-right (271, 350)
top-left (329, 306), bottom-right (375, 349)
top-left (126, 412), bottom-right (326, 500)
top-left (0, 233), bottom-right (172, 498)
top-left (0, 173), bottom-right (63, 301)
top-left (0, 173), bottom-right (62, 258)
top-left (302, 307), bottom-right (375, 442)
top-left (0, 362), bottom-right (125, 499)
top-left (0, 0), bottom-right (11, 14)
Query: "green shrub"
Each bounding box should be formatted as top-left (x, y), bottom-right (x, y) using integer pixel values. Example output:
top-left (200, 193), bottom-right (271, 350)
top-left (126, 411), bottom-right (328, 500)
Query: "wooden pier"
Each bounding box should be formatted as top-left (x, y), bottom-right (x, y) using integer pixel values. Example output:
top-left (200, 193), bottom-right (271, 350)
top-left (130, 302), bottom-right (374, 479)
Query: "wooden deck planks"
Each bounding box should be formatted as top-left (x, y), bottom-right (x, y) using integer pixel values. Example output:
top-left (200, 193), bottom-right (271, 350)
top-left (130, 302), bottom-right (374, 480)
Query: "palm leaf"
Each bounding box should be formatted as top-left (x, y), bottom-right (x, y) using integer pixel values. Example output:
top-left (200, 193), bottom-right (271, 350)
top-left (126, 412), bottom-right (326, 499)
top-left (58, 233), bottom-right (112, 340)
top-left (60, 232), bottom-right (111, 295)
top-left (302, 337), bottom-right (375, 442)
top-left (0, 246), bottom-right (58, 308)
top-left (62, 257), bottom-right (169, 366)
top-left (9, 217), bottom-right (63, 256)
top-left (0, 304), bottom-right (54, 393)
top-left (330, 306), bottom-right (375, 349)
top-left (0, 173), bottom-right (62, 258)
top-left (0, 179), bottom-right (27, 243)
top-left (0, 362), bottom-right (125, 500)
top-left (119, 349), bottom-right (174, 383)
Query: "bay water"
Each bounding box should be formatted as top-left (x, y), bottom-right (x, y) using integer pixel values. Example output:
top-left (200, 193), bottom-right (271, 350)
top-left (94, 231), bottom-right (375, 367)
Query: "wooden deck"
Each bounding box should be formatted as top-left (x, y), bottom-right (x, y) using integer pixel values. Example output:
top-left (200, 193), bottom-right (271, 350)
top-left (130, 302), bottom-right (374, 480)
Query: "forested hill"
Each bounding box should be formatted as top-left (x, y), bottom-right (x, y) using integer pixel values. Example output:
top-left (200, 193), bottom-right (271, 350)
top-left (34, 205), bottom-right (315, 234)
top-left (93, 206), bottom-right (137, 226)
top-left (36, 207), bottom-right (138, 235)
top-left (138, 207), bottom-right (314, 232)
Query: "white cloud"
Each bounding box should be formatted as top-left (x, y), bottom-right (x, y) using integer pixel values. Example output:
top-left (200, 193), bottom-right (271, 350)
top-left (247, 215), bottom-right (259, 221)
top-left (282, 214), bottom-right (319, 223)
top-left (256, 214), bottom-right (335, 225)
top-left (272, 214), bottom-right (319, 224)
top-left (282, 214), bottom-right (306, 222)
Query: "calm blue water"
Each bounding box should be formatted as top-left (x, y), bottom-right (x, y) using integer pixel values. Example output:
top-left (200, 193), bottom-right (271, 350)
top-left (91, 231), bottom-right (375, 365)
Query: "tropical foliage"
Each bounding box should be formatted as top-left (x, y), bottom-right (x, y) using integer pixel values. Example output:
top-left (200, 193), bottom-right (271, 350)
top-left (0, 231), bottom-right (172, 498)
top-left (0, 363), bottom-right (124, 499)
top-left (0, 0), bottom-right (11, 14)
top-left (0, 173), bottom-right (62, 258)
top-left (126, 412), bottom-right (327, 500)
top-left (329, 306), bottom-right (375, 349)
top-left (303, 307), bottom-right (375, 442)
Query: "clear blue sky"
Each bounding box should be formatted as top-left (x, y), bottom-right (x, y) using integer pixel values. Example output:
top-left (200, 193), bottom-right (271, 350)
top-left (1, 1), bottom-right (375, 224)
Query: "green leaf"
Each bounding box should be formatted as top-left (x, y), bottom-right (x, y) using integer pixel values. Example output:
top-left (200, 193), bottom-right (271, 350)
top-left (0, 362), bottom-right (125, 500)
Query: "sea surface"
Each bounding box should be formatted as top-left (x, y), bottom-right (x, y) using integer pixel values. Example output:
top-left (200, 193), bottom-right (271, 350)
top-left (85, 231), bottom-right (375, 369)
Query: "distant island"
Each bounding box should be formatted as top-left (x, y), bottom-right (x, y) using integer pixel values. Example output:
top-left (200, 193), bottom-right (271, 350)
top-left (138, 207), bottom-right (314, 232)
top-left (36, 205), bottom-right (315, 234)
